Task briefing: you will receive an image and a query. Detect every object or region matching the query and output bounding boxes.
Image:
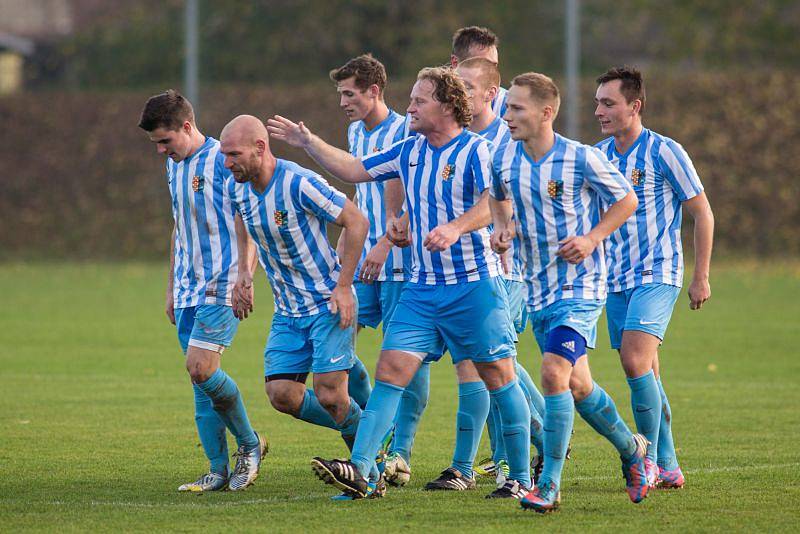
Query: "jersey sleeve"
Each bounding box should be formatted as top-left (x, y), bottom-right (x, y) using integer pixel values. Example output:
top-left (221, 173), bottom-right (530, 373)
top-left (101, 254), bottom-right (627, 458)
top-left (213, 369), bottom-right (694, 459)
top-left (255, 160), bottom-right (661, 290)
top-left (224, 177), bottom-right (242, 214)
top-left (490, 146), bottom-right (510, 201)
top-left (361, 137), bottom-right (406, 182)
top-left (298, 174), bottom-right (346, 223)
top-left (469, 140), bottom-right (493, 193)
top-left (583, 146), bottom-right (632, 205)
top-left (658, 140), bottom-right (704, 201)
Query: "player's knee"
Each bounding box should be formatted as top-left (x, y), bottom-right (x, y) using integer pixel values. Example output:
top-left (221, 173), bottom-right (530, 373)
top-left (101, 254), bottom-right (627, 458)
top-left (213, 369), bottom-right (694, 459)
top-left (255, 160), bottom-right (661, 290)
top-left (186, 361), bottom-right (213, 384)
top-left (266, 385), bottom-right (300, 415)
top-left (569, 374), bottom-right (594, 401)
top-left (314, 386), bottom-right (347, 413)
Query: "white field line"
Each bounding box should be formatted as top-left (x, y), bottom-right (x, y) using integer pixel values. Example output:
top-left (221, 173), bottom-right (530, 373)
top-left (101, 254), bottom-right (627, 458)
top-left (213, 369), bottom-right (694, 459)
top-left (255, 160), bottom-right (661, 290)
top-left (1, 462), bottom-right (798, 509)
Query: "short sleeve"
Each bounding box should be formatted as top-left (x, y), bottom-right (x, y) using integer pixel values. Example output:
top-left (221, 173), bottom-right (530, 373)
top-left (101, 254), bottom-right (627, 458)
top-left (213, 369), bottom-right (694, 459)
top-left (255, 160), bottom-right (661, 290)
top-left (469, 140), bottom-right (493, 193)
top-left (298, 174), bottom-right (346, 223)
top-left (658, 140), bottom-right (704, 202)
top-left (583, 146), bottom-right (632, 205)
top-left (361, 137), bottom-right (407, 182)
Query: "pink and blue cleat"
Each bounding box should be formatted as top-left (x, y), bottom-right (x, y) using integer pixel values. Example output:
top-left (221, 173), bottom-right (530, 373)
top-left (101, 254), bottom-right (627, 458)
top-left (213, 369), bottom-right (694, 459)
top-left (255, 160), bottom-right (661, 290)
top-left (520, 480), bottom-right (561, 513)
top-left (621, 434), bottom-right (650, 503)
top-left (657, 466), bottom-right (685, 489)
top-left (644, 458), bottom-right (658, 488)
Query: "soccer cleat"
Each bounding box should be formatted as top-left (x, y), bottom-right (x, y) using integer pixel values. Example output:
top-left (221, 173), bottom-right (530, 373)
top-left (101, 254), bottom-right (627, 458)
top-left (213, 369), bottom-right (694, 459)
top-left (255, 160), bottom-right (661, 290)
top-left (384, 452), bottom-right (412, 487)
top-left (621, 433), bottom-right (650, 503)
top-left (520, 480), bottom-right (561, 513)
top-left (644, 457), bottom-right (658, 487)
top-left (494, 460), bottom-right (510, 487)
top-left (311, 457), bottom-right (369, 498)
top-left (474, 456), bottom-right (498, 478)
top-left (330, 476), bottom-right (387, 501)
top-left (229, 432), bottom-right (268, 491)
top-left (177, 471), bottom-right (228, 493)
top-left (530, 454), bottom-right (544, 485)
top-left (423, 467), bottom-right (476, 491)
top-left (657, 466), bottom-right (685, 489)
top-left (485, 478), bottom-right (529, 499)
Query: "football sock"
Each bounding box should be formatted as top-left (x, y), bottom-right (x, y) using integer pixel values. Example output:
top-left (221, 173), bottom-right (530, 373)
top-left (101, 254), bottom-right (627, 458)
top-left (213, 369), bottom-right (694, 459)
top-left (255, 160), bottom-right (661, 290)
top-left (196, 368), bottom-right (258, 450)
top-left (488, 400), bottom-right (506, 464)
top-left (656, 377), bottom-right (680, 470)
top-left (390, 361), bottom-right (431, 464)
top-left (351, 380), bottom-right (404, 478)
top-left (627, 370), bottom-right (662, 464)
top-left (451, 381), bottom-right (490, 479)
top-left (192, 383), bottom-right (229, 475)
top-left (491, 379), bottom-right (532, 488)
top-left (575, 382), bottom-right (637, 459)
top-left (348, 356), bottom-right (372, 409)
top-left (515, 363), bottom-right (545, 455)
top-left (541, 391), bottom-right (574, 489)
top-left (298, 389), bottom-right (339, 430)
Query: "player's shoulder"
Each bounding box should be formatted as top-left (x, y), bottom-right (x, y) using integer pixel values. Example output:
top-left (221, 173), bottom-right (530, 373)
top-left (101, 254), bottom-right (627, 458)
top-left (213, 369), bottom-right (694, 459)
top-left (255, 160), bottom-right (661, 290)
top-left (279, 158), bottom-right (320, 183)
top-left (594, 136), bottom-right (615, 152)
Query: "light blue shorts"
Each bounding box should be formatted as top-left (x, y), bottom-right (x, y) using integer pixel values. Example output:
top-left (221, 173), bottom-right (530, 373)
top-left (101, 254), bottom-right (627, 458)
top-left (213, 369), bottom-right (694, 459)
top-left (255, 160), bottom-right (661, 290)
top-left (529, 298), bottom-right (605, 354)
top-left (355, 280), bottom-right (406, 332)
top-left (606, 283), bottom-right (681, 349)
top-left (383, 277), bottom-right (516, 365)
top-left (175, 304), bottom-right (239, 354)
top-left (504, 279), bottom-right (529, 335)
top-left (264, 310), bottom-right (356, 376)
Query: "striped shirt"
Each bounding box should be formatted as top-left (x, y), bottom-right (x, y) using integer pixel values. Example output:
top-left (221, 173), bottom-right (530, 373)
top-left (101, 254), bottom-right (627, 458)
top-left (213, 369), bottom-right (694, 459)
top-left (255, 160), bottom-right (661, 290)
top-left (167, 136), bottom-right (238, 308)
top-left (226, 159), bottom-right (346, 317)
top-left (477, 117), bottom-right (523, 282)
top-left (492, 87), bottom-right (508, 118)
top-left (347, 110), bottom-right (412, 282)
top-left (597, 128), bottom-right (704, 291)
top-left (491, 133), bottom-right (632, 311)
top-left (362, 129), bottom-right (502, 285)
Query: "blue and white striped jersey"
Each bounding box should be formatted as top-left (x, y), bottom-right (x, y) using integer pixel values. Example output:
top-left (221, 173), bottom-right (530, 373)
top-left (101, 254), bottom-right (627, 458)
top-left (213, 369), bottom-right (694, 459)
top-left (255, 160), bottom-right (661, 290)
top-left (596, 128), bottom-right (704, 291)
top-left (491, 133), bottom-right (632, 311)
top-left (226, 160), bottom-right (346, 317)
top-left (362, 129), bottom-right (503, 285)
top-left (477, 117), bottom-right (523, 282)
top-left (492, 87), bottom-right (508, 118)
top-left (167, 136), bottom-right (238, 309)
top-left (347, 110), bottom-right (412, 282)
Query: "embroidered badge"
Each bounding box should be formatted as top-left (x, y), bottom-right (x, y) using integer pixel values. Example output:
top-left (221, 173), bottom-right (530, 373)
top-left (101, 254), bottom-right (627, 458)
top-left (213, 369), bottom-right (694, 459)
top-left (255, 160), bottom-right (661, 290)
top-left (373, 146), bottom-right (382, 153)
top-left (192, 175), bottom-right (205, 192)
top-left (441, 164), bottom-right (455, 182)
top-left (631, 168), bottom-right (644, 186)
top-left (274, 210), bottom-right (288, 227)
top-left (547, 179), bottom-right (564, 199)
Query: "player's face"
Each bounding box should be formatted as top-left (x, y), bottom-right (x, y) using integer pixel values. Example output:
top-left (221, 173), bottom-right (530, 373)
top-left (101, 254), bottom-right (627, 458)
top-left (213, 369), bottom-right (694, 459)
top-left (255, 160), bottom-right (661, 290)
top-left (147, 124), bottom-right (193, 162)
top-left (407, 79), bottom-right (449, 134)
top-left (503, 85), bottom-right (546, 141)
top-left (337, 77), bottom-right (373, 122)
top-left (595, 80), bottom-right (638, 136)
top-left (221, 137), bottom-right (260, 183)
top-left (466, 45), bottom-right (498, 64)
top-left (456, 66), bottom-right (490, 116)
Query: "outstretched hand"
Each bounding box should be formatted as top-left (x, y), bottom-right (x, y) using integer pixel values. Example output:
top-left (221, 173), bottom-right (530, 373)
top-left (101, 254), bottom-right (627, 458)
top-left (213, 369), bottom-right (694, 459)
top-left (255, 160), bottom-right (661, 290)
top-left (266, 115), bottom-right (313, 148)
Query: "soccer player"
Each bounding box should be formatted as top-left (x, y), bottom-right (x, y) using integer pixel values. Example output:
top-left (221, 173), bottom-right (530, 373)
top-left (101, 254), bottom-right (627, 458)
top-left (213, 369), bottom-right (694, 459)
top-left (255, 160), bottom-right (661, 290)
top-left (219, 115), bottom-right (381, 497)
top-left (488, 73), bottom-right (649, 512)
top-left (594, 66), bottom-right (714, 489)
top-left (450, 26), bottom-right (507, 118)
top-left (138, 91), bottom-right (266, 493)
top-left (327, 55), bottom-right (426, 489)
top-left (268, 66), bottom-right (533, 500)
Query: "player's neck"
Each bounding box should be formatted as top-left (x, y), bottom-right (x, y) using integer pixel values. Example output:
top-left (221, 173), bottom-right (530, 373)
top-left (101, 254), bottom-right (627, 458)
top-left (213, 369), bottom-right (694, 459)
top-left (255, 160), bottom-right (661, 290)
top-left (251, 155), bottom-right (278, 194)
top-left (468, 108), bottom-right (495, 134)
top-left (185, 129), bottom-right (207, 159)
top-left (523, 127), bottom-right (555, 162)
top-left (613, 121), bottom-right (643, 154)
top-left (362, 101), bottom-right (390, 131)
top-left (425, 122), bottom-right (463, 148)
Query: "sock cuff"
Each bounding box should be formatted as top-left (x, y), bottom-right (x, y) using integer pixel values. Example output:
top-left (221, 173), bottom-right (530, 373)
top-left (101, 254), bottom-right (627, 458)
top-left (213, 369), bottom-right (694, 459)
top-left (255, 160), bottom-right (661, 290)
top-left (198, 368), bottom-right (226, 390)
top-left (574, 381), bottom-right (604, 410)
top-left (374, 379), bottom-right (405, 393)
top-left (626, 370), bottom-right (656, 389)
top-left (458, 380), bottom-right (487, 396)
top-left (545, 390), bottom-right (574, 411)
top-left (488, 379), bottom-right (518, 397)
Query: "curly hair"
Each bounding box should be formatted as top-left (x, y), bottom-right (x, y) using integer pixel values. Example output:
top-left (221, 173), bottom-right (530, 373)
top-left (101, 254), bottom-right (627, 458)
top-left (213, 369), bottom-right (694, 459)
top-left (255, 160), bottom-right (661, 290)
top-left (329, 53), bottom-right (387, 93)
top-left (417, 66), bottom-right (472, 127)
top-left (138, 89), bottom-right (194, 132)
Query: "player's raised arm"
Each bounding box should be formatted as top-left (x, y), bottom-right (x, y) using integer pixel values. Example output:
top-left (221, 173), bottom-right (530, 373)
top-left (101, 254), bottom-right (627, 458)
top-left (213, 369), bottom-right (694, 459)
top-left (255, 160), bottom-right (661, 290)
top-left (682, 192), bottom-right (714, 309)
top-left (266, 115), bottom-right (372, 184)
top-left (330, 200), bottom-right (369, 328)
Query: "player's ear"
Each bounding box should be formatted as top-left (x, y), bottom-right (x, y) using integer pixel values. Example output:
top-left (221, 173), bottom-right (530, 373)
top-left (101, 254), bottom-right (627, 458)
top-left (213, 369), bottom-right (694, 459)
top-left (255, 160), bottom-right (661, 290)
top-left (450, 55), bottom-right (459, 68)
top-left (182, 121), bottom-right (192, 135)
top-left (487, 85), bottom-right (498, 102)
top-left (369, 84), bottom-right (381, 99)
top-left (632, 99), bottom-right (642, 116)
top-left (255, 138), bottom-right (267, 155)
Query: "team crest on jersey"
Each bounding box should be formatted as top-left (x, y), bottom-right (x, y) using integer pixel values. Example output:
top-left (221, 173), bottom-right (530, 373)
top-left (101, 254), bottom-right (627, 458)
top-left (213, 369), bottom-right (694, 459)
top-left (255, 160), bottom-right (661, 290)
top-left (631, 168), bottom-right (645, 186)
top-left (441, 164), bottom-right (455, 182)
top-left (547, 179), bottom-right (564, 198)
top-left (373, 146), bottom-right (382, 153)
top-left (273, 210), bottom-right (288, 227)
top-left (192, 175), bottom-right (205, 192)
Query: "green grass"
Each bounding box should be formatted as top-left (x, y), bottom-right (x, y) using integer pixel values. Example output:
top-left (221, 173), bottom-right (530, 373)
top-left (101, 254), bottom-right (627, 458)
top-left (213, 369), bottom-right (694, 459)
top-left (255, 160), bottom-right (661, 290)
top-left (1, 261), bottom-right (799, 532)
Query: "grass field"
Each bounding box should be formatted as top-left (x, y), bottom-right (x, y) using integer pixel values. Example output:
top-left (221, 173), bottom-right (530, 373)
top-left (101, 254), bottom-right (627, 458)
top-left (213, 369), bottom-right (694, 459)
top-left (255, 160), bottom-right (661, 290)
top-left (1, 261), bottom-right (799, 532)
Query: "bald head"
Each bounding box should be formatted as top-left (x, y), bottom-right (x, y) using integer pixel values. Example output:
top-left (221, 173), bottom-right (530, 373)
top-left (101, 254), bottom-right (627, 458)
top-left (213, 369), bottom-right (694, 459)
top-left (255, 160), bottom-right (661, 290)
top-left (220, 115), bottom-right (274, 184)
top-left (221, 114), bottom-right (269, 146)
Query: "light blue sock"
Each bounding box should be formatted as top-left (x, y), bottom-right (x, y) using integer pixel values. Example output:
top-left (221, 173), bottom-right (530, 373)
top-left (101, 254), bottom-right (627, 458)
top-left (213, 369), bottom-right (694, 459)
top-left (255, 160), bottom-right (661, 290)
top-left (490, 379), bottom-right (531, 488)
top-left (515, 363), bottom-right (545, 455)
top-left (488, 400), bottom-right (506, 463)
top-left (575, 382), bottom-right (637, 459)
top-left (541, 391), bottom-right (574, 489)
top-left (351, 380), bottom-right (404, 478)
top-left (298, 389), bottom-right (339, 429)
top-left (195, 369), bottom-right (258, 450)
top-left (627, 370), bottom-right (661, 464)
top-left (656, 377), bottom-right (679, 470)
top-left (335, 397), bottom-right (379, 482)
top-left (192, 384), bottom-right (229, 475)
top-left (451, 381), bottom-right (490, 479)
top-left (348, 357), bottom-right (372, 409)
top-left (389, 362), bottom-right (430, 464)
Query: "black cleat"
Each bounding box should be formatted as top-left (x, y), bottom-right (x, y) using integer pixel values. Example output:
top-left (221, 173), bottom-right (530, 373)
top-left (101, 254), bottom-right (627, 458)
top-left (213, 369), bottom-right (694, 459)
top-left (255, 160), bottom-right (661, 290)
top-left (486, 478), bottom-right (530, 499)
top-left (311, 457), bottom-right (369, 498)
top-left (423, 467), bottom-right (476, 491)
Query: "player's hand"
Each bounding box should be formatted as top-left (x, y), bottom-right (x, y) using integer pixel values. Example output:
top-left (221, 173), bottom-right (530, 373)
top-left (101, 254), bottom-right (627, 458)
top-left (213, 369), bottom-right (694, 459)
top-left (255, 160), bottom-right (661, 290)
top-left (557, 235), bottom-right (598, 264)
top-left (387, 216), bottom-right (411, 248)
top-left (359, 238), bottom-right (391, 284)
top-left (232, 272), bottom-right (255, 320)
top-left (165, 297), bottom-right (175, 325)
top-left (330, 284), bottom-right (355, 329)
top-left (266, 115), bottom-right (313, 149)
top-left (423, 222), bottom-right (460, 252)
top-left (491, 227), bottom-right (514, 255)
top-left (688, 277), bottom-right (711, 310)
